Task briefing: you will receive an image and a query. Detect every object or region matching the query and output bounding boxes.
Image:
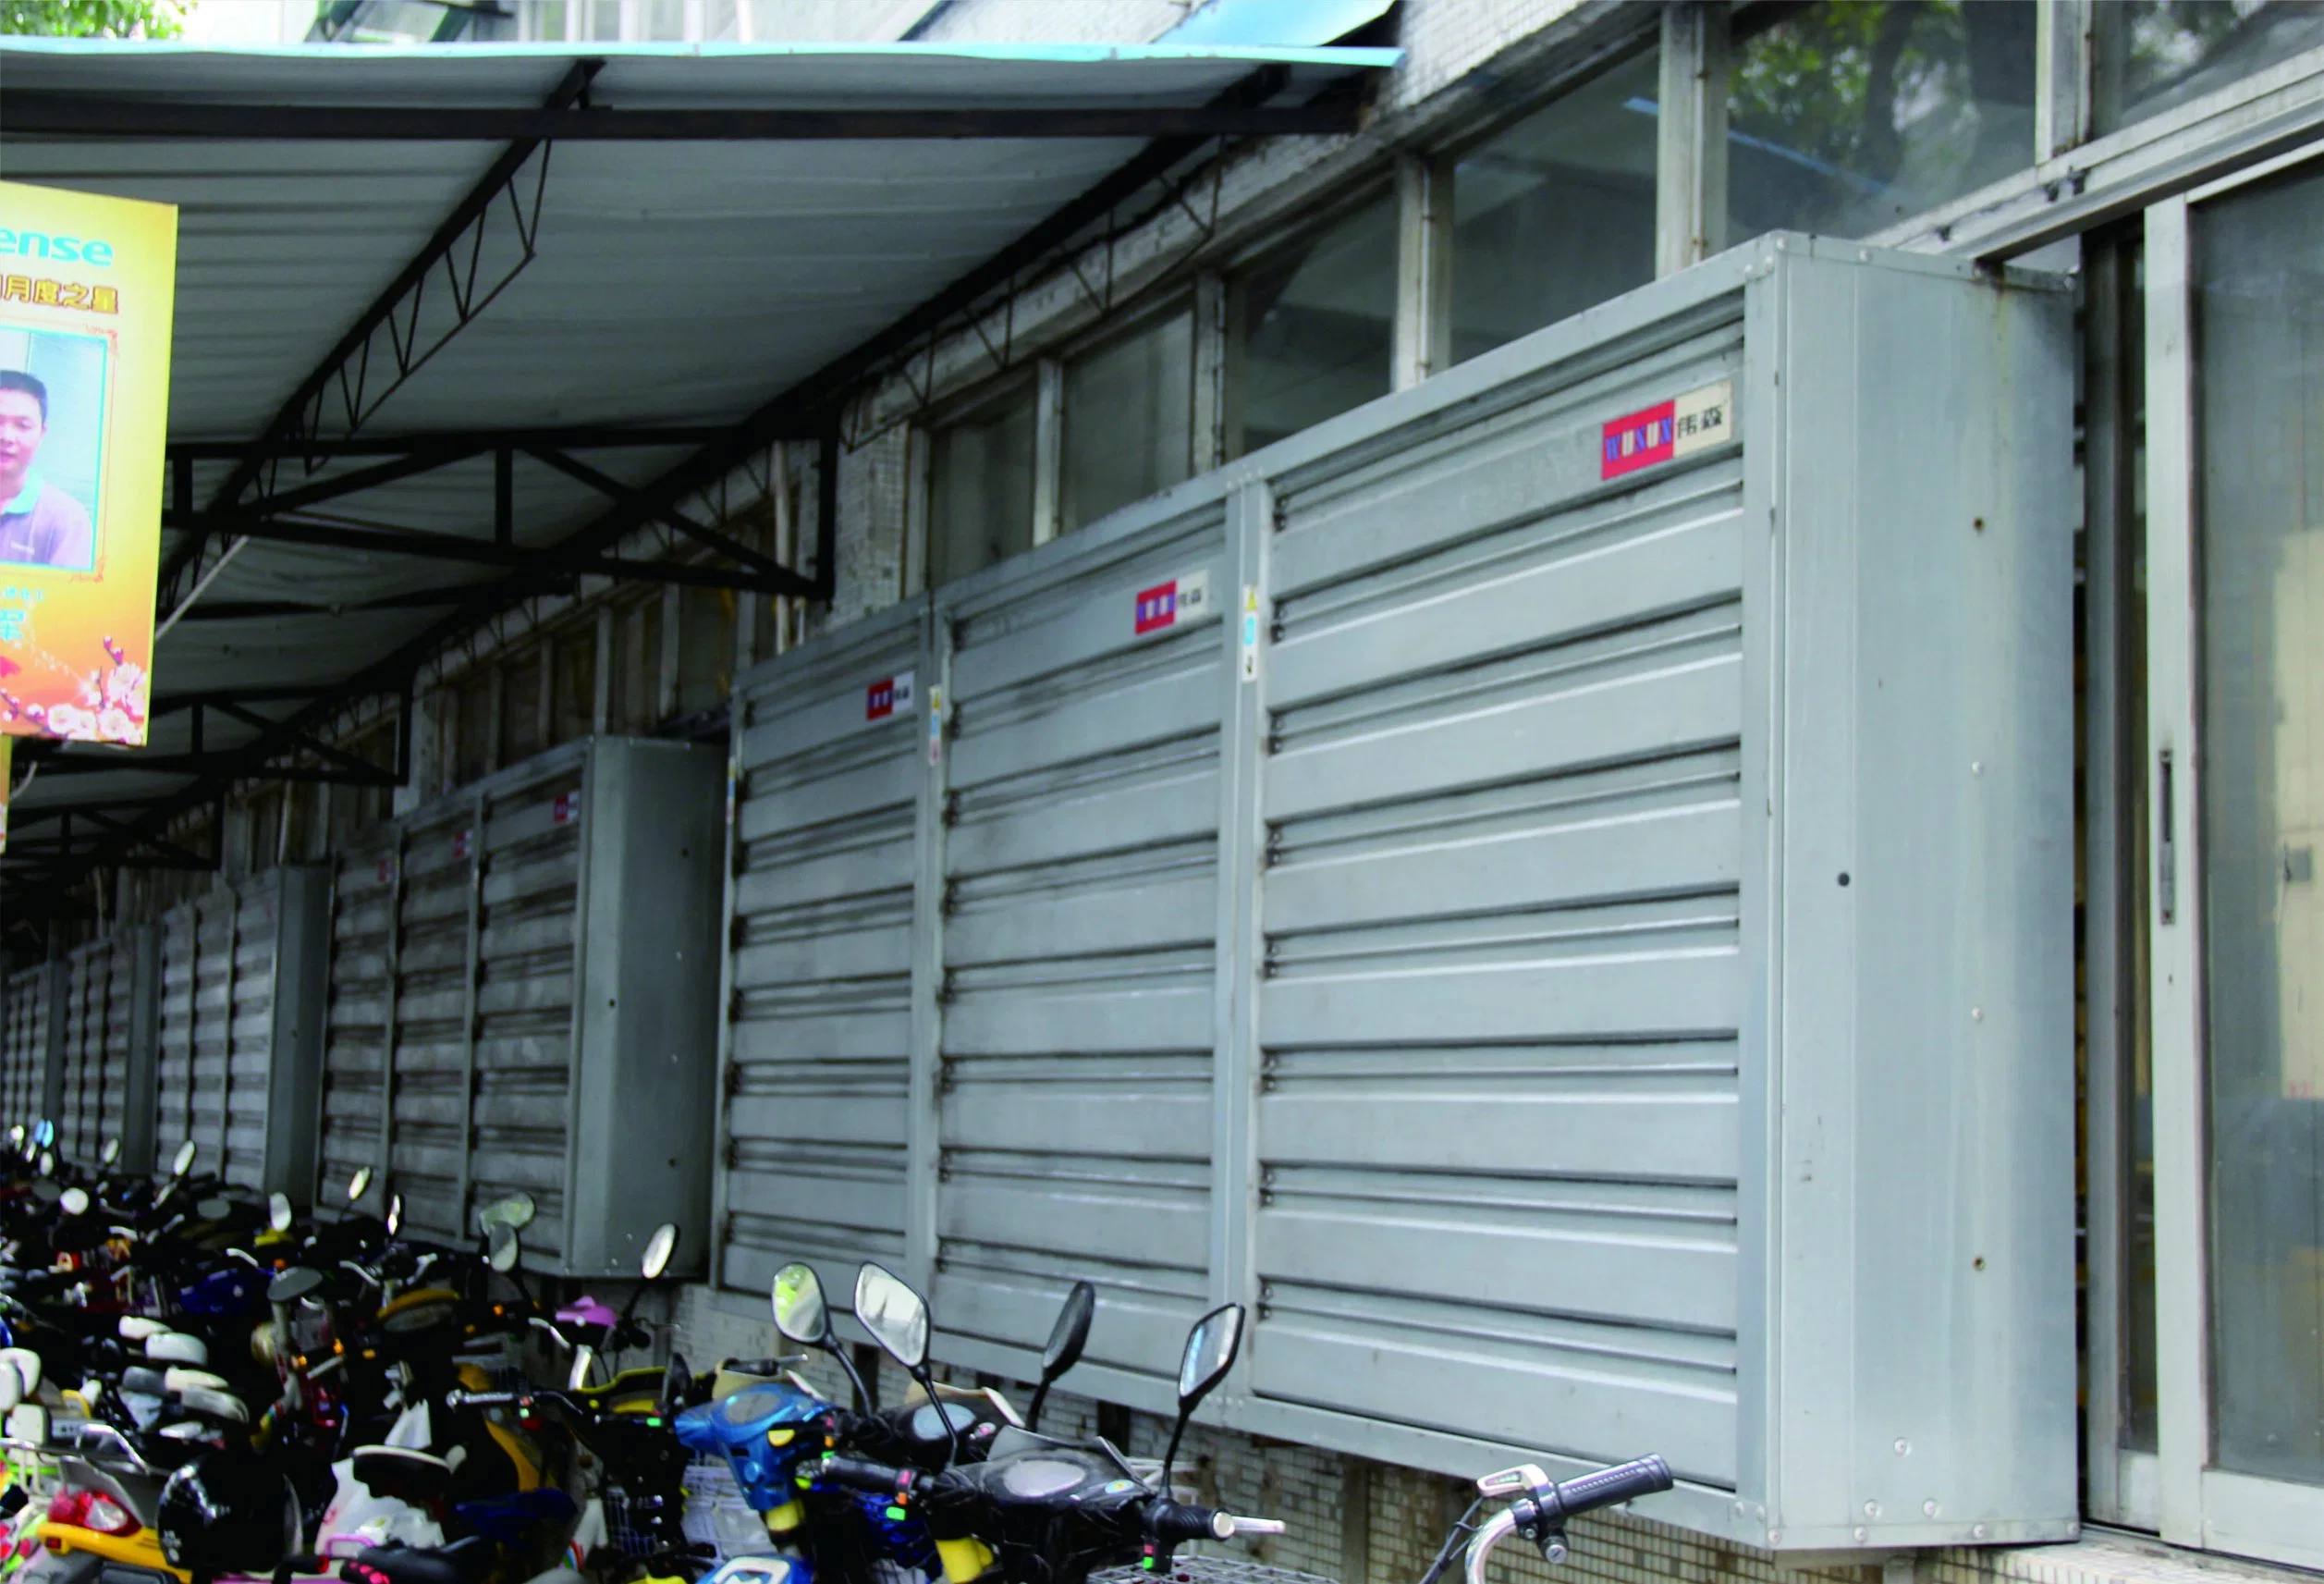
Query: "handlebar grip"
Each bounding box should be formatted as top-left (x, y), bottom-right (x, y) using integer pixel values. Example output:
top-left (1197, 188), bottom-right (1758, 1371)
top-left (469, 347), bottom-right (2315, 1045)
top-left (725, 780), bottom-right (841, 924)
top-left (446, 1389), bottom-right (520, 1410)
top-left (1148, 1502), bottom-right (1229, 1543)
top-left (1546, 1456), bottom-right (1673, 1521)
top-left (819, 1455), bottom-right (909, 1494)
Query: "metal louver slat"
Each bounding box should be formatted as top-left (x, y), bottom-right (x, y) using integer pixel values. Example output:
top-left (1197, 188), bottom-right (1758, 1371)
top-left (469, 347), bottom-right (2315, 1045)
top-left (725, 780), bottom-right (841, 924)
top-left (155, 871), bottom-right (329, 1195)
top-left (707, 238), bottom-right (2077, 1552)
top-left (321, 841), bottom-right (397, 1211)
top-left (0, 964), bottom-right (59, 1135)
top-left (322, 738), bottom-right (720, 1274)
top-left (933, 510), bottom-right (1228, 1382)
top-left (1251, 320), bottom-right (1749, 1487)
top-left (716, 605), bottom-right (925, 1306)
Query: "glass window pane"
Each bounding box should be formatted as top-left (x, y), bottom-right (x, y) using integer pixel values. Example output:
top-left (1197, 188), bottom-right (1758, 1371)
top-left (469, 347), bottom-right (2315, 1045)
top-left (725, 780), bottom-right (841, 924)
top-left (2193, 166), bottom-right (2324, 1487)
top-left (551, 624), bottom-right (597, 744)
top-left (1451, 48), bottom-right (1658, 362)
top-left (928, 383), bottom-right (1037, 587)
top-left (1062, 311), bottom-right (1193, 533)
top-left (502, 648), bottom-right (544, 766)
top-left (1728, 1), bottom-right (2037, 243)
top-left (677, 587), bottom-right (734, 718)
top-left (1227, 195), bottom-right (1395, 458)
top-left (2097, 2), bottom-right (2324, 133)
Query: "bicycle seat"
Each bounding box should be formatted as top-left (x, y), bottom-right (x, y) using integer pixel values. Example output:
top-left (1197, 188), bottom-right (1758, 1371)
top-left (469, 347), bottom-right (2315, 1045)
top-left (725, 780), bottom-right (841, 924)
top-left (336, 1538), bottom-right (496, 1584)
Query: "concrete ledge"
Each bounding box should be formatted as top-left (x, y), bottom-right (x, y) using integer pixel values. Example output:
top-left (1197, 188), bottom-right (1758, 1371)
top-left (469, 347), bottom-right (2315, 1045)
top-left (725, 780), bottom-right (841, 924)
top-left (1939, 1534), bottom-right (2322, 1584)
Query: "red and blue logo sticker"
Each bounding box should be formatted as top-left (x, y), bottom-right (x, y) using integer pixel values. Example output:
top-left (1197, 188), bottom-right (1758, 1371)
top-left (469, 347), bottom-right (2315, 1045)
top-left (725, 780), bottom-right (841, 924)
top-left (1600, 380), bottom-right (1733, 482)
top-left (865, 669), bottom-right (916, 721)
top-left (1133, 569), bottom-right (1210, 636)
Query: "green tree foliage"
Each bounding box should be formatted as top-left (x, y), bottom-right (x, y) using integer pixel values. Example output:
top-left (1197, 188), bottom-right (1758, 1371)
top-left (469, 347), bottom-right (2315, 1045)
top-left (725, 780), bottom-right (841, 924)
top-left (0, 0), bottom-right (190, 38)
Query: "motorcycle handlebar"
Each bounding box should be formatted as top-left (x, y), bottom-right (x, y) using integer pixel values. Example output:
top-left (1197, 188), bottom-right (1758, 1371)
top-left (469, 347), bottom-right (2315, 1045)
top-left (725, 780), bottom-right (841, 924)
top-left (1540, 1457), bottom-right (1672, 1523)
top-left (444, 1389), bottom-right (522, 1410)
top-left (818, 1455), bottom-right (909, 1494)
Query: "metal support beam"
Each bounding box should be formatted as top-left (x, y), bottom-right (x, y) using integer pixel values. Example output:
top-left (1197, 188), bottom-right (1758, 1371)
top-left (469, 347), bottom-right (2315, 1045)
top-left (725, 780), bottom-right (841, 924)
top-left (209, 513), bottom-right (813, 593)
top-left (158, 59), bottom-right (603, 617)
top-left (165, 425), bottom-right (733, 463)
top-left (4, 99), bottom-right (1364, 142)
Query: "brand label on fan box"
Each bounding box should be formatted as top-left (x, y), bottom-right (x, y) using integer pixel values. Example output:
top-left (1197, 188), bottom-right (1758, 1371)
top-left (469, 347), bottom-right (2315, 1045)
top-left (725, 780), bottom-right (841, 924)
top-left (1600, 380), bottom-right (1732, 481)
top-left (866, 670), bottom-right (916, 721)
top-left (1134, 569), bottom-right (1210, 635)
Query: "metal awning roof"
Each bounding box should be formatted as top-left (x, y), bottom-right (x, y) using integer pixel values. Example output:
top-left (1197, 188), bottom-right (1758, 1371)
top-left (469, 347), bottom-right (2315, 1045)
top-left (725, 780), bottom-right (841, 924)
top-left (0, 37), bottom-right (1394, 898)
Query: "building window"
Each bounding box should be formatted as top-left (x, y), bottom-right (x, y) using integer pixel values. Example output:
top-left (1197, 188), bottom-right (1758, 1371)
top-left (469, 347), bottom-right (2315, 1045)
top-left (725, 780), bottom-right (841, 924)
top-left (608, 594), bottom-right (663, 734)
top-left (2093, 1), bottom-right (2324, 133)
top-left (1727, 0), bottom-right (2037, 243)
top-left (451, 667), bottom-right (493, 787)
top-left (501, 645), bottom-right (545, 767)
top-left (1451, 46), bottom-right (1659, 363)
top-left (1225, 194), bottom-right (1396, 459)
top-left (551, 622), bottom-right (598, 744)
top-left (1062, 309), bottom-right (1195, 533)
top-left (927, 379), bottom-right (1038, 587)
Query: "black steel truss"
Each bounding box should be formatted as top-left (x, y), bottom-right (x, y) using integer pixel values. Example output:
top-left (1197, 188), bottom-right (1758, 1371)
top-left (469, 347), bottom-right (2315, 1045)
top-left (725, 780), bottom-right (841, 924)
top-left (157, 60), bottom-right (604, 619)
top-left (6, 63), bottom-right (1363, 921)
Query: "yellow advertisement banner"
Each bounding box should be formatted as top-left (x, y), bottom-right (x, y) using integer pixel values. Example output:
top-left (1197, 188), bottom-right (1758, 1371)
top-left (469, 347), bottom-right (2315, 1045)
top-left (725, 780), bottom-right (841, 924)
top-left (0, 179), bottom-right (177, 745)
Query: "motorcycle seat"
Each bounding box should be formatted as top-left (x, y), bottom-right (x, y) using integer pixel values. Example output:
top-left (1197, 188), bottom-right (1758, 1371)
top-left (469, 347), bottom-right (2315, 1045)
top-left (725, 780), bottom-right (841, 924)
top-left (351, 1445), bottom-right (455, 1504)
top-left (336, 1538), bottom-right (495, 1584)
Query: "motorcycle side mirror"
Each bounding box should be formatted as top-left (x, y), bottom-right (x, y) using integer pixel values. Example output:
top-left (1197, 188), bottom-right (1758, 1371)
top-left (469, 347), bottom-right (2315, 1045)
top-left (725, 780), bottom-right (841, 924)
top-left (100, 1137), bottom-right (119, 1168)
top-left (641, 1222), bottom-right (678, 1281)
top-left (171, 1140), bottom-right (196, 1179)
top-left (856, 1261), bottom-right (954, 1463)
top-left (852, 1262), bottom-right (928, 1372)
top-left (480, 1192), bottom-right (536, 1234)
top-left (269, 1266), bottom-right (325, 1306)
top-left (268, 1193), bottom-right (295, 1234)
top-left (487, 1222), bottom-right (521, 1274)
top-left (60, 1187), bottom-right (89, 1217)
top-left (36, 1121), bottom-right (54, 1149)
top-left (1026, 1280), bottom-right (1095, 1432)
top-left (6, 1125), bottom-right (21, 1149)
top-left (771, 1262), bottom-right (830, 1347)
top-left (773, 1261), bottom-right (870, 1411)
top-left (386, 1193), bottom-right (403, 1236)
top-left (347, 1167), bottom-right (372, 1205)
top-left (1161, 1303), bottom-right (1244, 1486)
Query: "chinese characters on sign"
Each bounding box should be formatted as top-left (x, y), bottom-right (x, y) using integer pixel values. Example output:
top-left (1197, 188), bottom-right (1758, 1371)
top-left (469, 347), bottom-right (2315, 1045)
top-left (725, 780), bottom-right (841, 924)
top-left (865, 670), bottom-right (917, 722)
top-left (1600, 380), bottom-right (1733, 482)
top-left (0, 179), bottom-right (178, 745)
top-left (1133, 568), bottom-right (1211, 636)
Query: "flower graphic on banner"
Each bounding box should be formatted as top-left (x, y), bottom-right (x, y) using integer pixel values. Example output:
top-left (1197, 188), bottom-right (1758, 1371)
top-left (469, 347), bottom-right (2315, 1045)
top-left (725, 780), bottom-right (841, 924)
top-left (0, 636), bottom-right (146, 742)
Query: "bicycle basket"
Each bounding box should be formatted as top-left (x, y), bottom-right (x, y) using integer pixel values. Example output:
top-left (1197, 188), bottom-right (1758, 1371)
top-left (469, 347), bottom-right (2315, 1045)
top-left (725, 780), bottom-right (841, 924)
top-left (1093, 1560), bottom-right (1341, 1584)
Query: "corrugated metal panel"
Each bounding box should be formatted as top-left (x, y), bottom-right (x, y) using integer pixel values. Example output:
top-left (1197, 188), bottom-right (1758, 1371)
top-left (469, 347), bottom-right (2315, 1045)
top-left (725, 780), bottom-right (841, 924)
top-left (717, 604), bottom-right (926, 1303)
top-left (323, 738), bottom-right (719, 1272)
top-left (0, 966), bottom-right (55, 1132)
top-left (154, 872), bottom-right (328, 1195)
top-left (933, 510), bottom-right (1229, 1381)
top-left (470, 756), bottom-right (586, 1265)
top-left (321, 834), bottom-right (398, 1210)
top-left (704, 239), bottom-right (2076, 1551)
top-left (52, 935), bottom-right (152, 1167)
top-left (1249, 320), bottom-right (1748, 1486)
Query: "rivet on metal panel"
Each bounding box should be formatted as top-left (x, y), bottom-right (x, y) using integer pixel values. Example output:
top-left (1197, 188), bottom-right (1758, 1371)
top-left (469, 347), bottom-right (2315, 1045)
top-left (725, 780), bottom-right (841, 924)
top-left (1732, 1503), bottom-right (1746, 1518)
top-left (1838, 873), bottom-right (1851, 887)
top-left (1767, 1531), bottom-right (1780, 1545)
top-left (1971, 1007), bottom-right (1984, 1022)
top-left (1853, 1529), bottom-right (1868, 1543)
top-left (1893, 1438), bottom-right (1910, 1455)
top-left (1923, 1502), bottom-right (1939, 1518)
top-left (1973, 1525), bottom-right (1988, 1541)
top-left (1971, 760), bottom-right (1984, 775)
top-left (1864, 1501), bottom-right (1879, 1517)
